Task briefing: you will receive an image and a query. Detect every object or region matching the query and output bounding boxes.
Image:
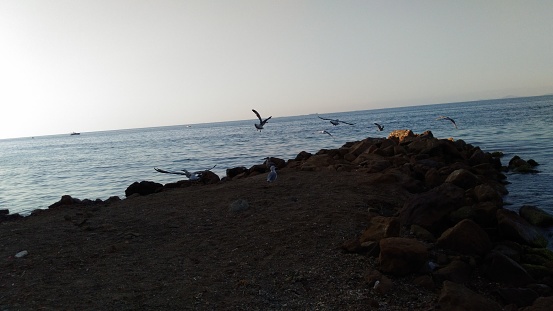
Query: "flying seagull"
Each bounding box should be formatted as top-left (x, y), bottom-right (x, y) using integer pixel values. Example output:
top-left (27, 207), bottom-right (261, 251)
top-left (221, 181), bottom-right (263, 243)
top-left (373, 123), bottom-right (384, 131)
top-left (320, 130), bottom-right (332, 136)
top-left (267, 165), bottom-right (277, 182)
top-left (154, 164), bottom-right (217, 181)
top-left (436, 116), bottom-right (458, 129)
top-left (252, 109), bottom-right (272, 131)
top-left (317, 116), bottom-right (355, 126)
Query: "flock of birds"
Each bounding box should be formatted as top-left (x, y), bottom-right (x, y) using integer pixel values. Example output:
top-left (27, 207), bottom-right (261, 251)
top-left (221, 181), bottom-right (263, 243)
top-left (252, 108), bottom-right (457, 133)
top-left (155, 109), bottom-right (458, 183)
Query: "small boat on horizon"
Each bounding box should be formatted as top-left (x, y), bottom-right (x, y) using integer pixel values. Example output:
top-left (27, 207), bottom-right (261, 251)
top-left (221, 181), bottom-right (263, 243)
top-left (70, 132), bottom-right (80, 136)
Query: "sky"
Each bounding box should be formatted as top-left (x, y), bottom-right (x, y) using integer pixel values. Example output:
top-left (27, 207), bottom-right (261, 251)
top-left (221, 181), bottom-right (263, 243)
top-left (1, 1), bottom-right (552, 139)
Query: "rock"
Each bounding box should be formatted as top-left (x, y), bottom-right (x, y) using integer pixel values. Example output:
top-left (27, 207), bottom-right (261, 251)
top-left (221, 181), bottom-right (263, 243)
top-left (496, 287), bottom-right (539, 307)
top-left (399, 183), bottom-right (465, 235)
top-left (302, 154), bottom-right (334, 169)
top-left (226, 166), bottom-right (247, 179)
top-left (125, 181), bottom-right (163, 197)
top-left (409, 224), bottom-right (436, 242)
top-left (484, 251), bottom-right (535, 286)
top-left (15, 250), bottom-right (29, 258)
top-left (520, 296), bottom-right (553, 311)
top-left (294, 151), bottom-right (312, 161)
top-left (472, 184), bottom-right (503, 205)
top-left (48, 195), bottom-right (82, 208)
top-left (373, 274), bottom-right (393, 295)
top-left (378, 237), bottom-right (429, 276)
top-left (438, 281), bottom-right (502, 311)
top-left (387, 129), bottom-right (415, 143)
top-left (433, 259), bottom-right (473, 284)
top-left (436, 219), bottom-right (492, 256)
top-left (497, 209), bottom-right (548, 248)
top-left (359, 216), bottom-right (400, 243)
top-left (519, 205), bottom-right (553, 227)
top-left (508, 156), bottom-right (539, 173)
top-left (199, 170), bottom-right (220, 184)
top-left (444, 168), bottom-right (480, 189)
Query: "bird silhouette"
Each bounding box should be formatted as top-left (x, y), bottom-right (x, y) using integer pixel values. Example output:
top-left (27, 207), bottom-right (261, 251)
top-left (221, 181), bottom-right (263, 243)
top-left (374, 123), bottom-right (384, 131)
top-left (317, 116), bottom-right (354, 126)
top-left (252, 109), bottom-right (272, 131)
top-left (436, 116), bottom-right (458, 129)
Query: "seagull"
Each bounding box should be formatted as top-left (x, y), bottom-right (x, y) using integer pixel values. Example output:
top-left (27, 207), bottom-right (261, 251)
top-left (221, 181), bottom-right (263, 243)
top-left (373, 123), bottom-right (384, 131)
top-left (319, 130), bottom-right (332, 136)
top-left (317, 116), bottom-right (355, 126)
top-left (252, 109), bottom-right (272, 131)
top-left (436, 116), bottom-right (458, 129)
top-left (267, 165), bottom-right (277, 182)
top-left (263, 157), bottom-right (276, 168)
top-left (154, 164), bottom-right (216, 181)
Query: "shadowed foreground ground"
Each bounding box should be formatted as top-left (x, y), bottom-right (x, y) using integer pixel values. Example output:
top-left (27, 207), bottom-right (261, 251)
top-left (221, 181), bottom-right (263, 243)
top-left (1, 168), bottom-right (440, 310)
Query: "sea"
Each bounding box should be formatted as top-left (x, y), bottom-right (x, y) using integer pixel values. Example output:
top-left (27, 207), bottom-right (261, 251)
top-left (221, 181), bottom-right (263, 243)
top-left (1, 95), bottom-right (552, 222)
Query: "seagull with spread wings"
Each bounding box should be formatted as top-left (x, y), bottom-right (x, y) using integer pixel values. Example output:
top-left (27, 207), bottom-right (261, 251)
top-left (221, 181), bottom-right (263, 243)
top-left (252, 109), bottom-right (272, 131)
top-left (436, 116), bottom-right (458, 129)
top-left (373, 123), bottom-right (384, 131)
top-left (154, 165), bottom-right (217, 181)
top-left (317, 115), bottom-right (355, 126)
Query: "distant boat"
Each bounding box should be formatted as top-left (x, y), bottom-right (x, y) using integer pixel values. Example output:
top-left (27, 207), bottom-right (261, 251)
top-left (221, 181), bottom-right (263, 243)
top-left (70, 132), bottom-right (80, 136)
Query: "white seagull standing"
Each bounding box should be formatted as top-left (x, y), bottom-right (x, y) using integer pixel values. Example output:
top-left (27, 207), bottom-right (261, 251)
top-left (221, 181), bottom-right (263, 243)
top-left (252, 109), bottom-right (272, 131)
top-left (267, 165), bottom-right (277, 182)
top-left (317, 116), bottom-right (355, 126)
top-left (436, 116), bottom-right (458, 129)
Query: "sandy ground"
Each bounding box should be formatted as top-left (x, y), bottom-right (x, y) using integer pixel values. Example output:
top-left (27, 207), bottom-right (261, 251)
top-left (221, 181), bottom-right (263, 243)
top-left (2, 167), bottom-right (446, 310)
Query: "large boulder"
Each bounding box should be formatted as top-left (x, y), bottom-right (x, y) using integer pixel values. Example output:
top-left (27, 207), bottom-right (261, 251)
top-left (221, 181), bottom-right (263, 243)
top-left (496, 209), bottom-right (548, 248)
top-left (436, 219), bottom-right (492, 256)
top-left (378, 237), bottom-right (429, 276)
top-left (484, 251), bottom-right (535, 286)
top-left (444, 168), bottom-right (481, 189)
top-left (399, 183), bottom-right (465, 235)
top-left (199, 170), bottom-right (220, 184)
top-left (438, 281), bottom-right (502, 311)
top-left (125, 181), bottom-right (163, 196)
top-left (519, 205), bottom-right (553, 228)
top-left (359, 216), bottom-right (400, 243)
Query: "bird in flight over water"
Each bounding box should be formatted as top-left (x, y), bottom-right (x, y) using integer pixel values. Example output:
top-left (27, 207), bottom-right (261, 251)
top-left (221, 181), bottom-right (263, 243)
top-left (374, 123), bottom-right (384, 131)
top-left (436, 116), bottom-right (458, 129)
top-left (252, 109), bottom-right (272, 131)
top-left (317, 116), bottom-right (355, 126)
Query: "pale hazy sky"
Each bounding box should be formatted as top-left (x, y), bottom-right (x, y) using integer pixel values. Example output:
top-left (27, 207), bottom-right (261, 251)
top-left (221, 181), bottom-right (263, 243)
top-left (1, 1), bottom-right (552, 139)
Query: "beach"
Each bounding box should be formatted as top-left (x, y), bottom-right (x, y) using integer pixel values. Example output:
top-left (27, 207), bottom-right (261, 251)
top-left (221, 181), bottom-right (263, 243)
top-left (2, 131), bottom-right (553, 310)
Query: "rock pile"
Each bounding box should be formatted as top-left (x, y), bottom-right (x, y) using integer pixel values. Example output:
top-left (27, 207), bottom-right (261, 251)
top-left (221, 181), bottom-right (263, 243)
top-left (224, 129), bottom-right (553, 309)
top-left (273, 129), bottom-right (552, 310)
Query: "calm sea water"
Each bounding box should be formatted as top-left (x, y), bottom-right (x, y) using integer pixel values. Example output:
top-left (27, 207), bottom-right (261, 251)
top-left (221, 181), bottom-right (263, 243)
top-left (1, 96), bottom-right (552, 218)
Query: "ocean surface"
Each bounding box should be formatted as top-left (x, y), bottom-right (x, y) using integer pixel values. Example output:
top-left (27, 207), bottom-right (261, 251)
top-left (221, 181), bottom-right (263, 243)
top-left (1, 96), bottom-right (552, 221)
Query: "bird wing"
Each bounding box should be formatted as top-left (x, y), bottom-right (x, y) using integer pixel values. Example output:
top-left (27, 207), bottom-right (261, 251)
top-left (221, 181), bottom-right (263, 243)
top-left (252, 109), bottom-right (263, 122)
top-left (193, 164), bottom-right (217, 175)
top-left (154, 168), bottom-right (188, 175)
top-left (262, 116), bottom-right (272, 123)
top-left (318, 116), bottom-right (331, 121)
top-left (339, 120), bottom-right (355, 125)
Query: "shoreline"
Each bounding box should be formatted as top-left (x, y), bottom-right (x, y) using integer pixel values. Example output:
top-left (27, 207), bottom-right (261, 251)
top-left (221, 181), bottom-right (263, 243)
top-left (2, 130), bottom-right (553, 310)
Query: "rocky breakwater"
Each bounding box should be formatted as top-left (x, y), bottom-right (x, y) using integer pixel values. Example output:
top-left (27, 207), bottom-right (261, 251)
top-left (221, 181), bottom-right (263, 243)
top-left (221, 129), bottom-right (553, 309)
top-left (314, 129), bottom-right (552, 310)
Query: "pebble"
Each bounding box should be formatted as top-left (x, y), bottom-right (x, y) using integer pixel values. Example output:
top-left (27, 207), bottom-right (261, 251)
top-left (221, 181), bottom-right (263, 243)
top-left (15, 250), bottom-right (29, 258)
